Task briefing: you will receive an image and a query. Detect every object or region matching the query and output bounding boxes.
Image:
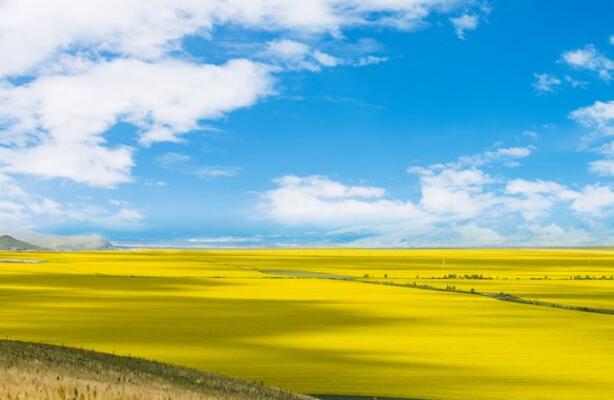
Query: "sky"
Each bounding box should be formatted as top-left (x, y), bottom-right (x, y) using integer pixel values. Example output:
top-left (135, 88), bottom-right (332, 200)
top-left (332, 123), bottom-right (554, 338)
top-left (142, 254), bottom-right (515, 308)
top-left (1, 0), bottom-right (614, 247)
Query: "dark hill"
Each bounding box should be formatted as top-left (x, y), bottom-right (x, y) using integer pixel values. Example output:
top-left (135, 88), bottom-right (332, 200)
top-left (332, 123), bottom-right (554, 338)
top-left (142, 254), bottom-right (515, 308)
top-left (0, 234), bottom-right (41, 251)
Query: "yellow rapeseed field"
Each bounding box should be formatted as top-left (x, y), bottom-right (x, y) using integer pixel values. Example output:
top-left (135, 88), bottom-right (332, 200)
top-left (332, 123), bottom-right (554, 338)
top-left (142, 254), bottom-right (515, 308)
top-left (0, 249), bottom-right (613, 399)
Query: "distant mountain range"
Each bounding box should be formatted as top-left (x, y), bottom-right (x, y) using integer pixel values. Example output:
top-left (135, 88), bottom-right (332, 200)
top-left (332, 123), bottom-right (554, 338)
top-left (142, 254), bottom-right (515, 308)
top-left (0, 231), bottom-right (113, 251)
top-left (0, 235), bottom-right (42, 251)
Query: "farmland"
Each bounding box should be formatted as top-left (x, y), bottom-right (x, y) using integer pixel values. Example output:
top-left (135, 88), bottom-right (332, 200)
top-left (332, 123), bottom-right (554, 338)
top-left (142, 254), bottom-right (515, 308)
top-left (0, 249), bottom-right (613, 399)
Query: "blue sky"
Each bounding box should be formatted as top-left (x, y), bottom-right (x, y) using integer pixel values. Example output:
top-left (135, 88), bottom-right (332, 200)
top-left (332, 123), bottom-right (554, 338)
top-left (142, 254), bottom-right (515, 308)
top-left (1, 1), bottom-right (614, 247)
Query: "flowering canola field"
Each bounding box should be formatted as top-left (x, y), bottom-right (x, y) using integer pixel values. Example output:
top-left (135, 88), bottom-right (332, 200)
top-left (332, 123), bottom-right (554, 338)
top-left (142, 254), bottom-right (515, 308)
top-left (0, 249), bottom-right (612, 399)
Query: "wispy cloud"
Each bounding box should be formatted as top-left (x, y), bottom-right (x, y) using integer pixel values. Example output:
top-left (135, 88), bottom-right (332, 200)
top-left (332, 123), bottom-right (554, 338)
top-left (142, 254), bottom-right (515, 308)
top-left (533, 73), bottom-right (562, 93)
top-left (450, 14), bottom-right (480, 40)
top-left (156, 152), bottom-right (240, 180)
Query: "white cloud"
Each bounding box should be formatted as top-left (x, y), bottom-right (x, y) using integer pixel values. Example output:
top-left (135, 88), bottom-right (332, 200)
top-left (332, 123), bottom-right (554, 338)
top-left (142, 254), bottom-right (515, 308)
top-left (0, 172), bottom-right (143, 230)
top-left (596, 140), bottom-right (614, 156)
top-left (266, 39), bottom-right (311, 59)
top-left (263, 39), bottom-right (390, 70)
top-left (570, 101), bottom-right (614, 177)
top-left (156, 152), bottom-right (193, 168)
top-left (262, 163), bottom-right (501, 236)
top-left (458, 146), bottom-right (532, 167)
top-left (408, 145), bottom-right (533, 172)
top-left (561, 44), bottom-right (614, 80)
top-left (405, 146), bottom-right (534, 221)
top-left (589, 159), bottom-right (614, 176)
top-left (263, 39), bottom-right (339, 71)
top-left (186, 235), bottom-right (264, 248)
top-left (188, 236), bottom-right (262, 244)
top-left (504, 179), bottom-right (576, 220)
top-left (313, 51), bottom-right (340, 67)
top-left (260, 142), bottom-right (614, 247)
top-left (449, 14), bottom-right (479, 39)
top-left (196, 166), bottom-right (241, 179)
top-left (0, 58), bottom-right (272, 187)
top-left (0, 1), bottom-right (482, 193)
top-left (261, 175), bottom-right (426, 227)
top-left (570, 100), bottom-right (614, 136)
top-left (0, 173), bottom-right (63, 225)
top-left (355, 55), bottom-right (388, 66)
top-left (157, 152), bottom-right (240, 179)
top-left (413, 168), bottom-right (495, 219)
top-left (522, 130), bottom-right (539, 140)
top-left (533, 73), bottom-right (561, 93)
top-left (570, 185), bottom-right (614, 214)
top-left (0, 1), bottom-right (487, 231)
top-left (564, 75), bottom-right (588, 89)
top-left (523, 224), bottom-right (593, 247)
top-left (260, 172), bottom-right (614, 247)
top-left (0, 0), bottom-right (477, 78)
top-left (453, 224), bottom-right (505, 246)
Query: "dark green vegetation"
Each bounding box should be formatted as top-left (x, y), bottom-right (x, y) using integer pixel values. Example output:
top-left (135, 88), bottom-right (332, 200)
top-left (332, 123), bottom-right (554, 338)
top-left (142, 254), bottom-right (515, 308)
top-left (0, 340), bottom-right (313, 400)
top-left (255, 268), bottom-right (614, 315)
top-left (0, 235), bottom-right (40, 251)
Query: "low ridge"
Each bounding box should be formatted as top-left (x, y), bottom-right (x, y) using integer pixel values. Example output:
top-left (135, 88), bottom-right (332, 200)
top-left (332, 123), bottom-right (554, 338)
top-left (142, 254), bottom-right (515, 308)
top-left (0, 235), bottom-right (41, 251)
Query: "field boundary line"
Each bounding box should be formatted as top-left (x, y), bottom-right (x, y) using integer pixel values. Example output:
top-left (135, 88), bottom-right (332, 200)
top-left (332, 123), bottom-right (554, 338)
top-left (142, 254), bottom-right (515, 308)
top-left (253, 268), bottom-right (614, 316)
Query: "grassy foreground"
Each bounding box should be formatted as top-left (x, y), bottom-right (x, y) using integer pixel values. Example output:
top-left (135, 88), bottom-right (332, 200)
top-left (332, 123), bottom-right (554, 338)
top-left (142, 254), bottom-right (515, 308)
top-left (0, 339), bottom-right (312, 400)
top-left (0, 249), bottom-right (613, 399)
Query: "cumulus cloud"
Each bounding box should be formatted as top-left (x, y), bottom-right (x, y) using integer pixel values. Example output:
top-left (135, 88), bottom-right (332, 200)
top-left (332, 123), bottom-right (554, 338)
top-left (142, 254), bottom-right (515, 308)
top-left (0, 1), bottom-right (484, 230)
top-left (571, 100), bottom-right (614, 136)
top-left (261, 175), bottom-right (426, 227)
top-left (0, 0), bottom-right (478, 78)
top-left (561, 44), bottom-right (614, 80)
top-left (413, 168), bottom-right (495, 219)
top-left (260, 144), bottom-right (614, 247)
top-left (570, 101), bottom-right (614, 177)
top-left (570, 185), bottom-right (614, 214)
top-left (504, 179), bottom-right (576, 220)
top-left (0, 58), bottom-right (270, 187)
top-left (0, 1), bottom-right (481, 190)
